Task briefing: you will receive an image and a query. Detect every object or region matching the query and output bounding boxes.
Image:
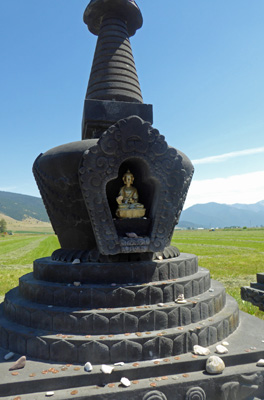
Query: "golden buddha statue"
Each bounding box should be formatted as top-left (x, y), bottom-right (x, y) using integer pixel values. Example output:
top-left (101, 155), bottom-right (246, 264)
top-left (116, 170), bottom-right (146, 218)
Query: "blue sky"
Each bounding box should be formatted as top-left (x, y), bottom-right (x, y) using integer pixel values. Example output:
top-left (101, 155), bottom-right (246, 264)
top-left (0, 0), bottom-right (263, 209)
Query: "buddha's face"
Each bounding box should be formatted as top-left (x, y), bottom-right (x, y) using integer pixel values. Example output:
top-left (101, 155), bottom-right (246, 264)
top-left (123, 172), bottom-right (134, 186)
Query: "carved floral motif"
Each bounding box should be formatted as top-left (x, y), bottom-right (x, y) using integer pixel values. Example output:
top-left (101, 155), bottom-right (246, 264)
top-left (80, 116), bottom-right (193, 255)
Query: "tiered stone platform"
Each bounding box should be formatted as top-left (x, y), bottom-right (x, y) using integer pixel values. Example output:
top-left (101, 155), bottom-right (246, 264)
top-left (0, 254), bottom-right (239, 365)
top-left (1, 254), bottom-right (264, 399)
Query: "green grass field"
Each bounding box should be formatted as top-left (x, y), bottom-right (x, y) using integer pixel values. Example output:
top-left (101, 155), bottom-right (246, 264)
top-left (172, 228), bottom-right (264, 320)
top-left (0, 234), bottom-right (59, 302)
top-left (0, 229), bottom-right (264, 320)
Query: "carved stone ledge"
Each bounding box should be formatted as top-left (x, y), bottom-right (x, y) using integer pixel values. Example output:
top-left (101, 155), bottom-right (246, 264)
top-left (4, 281), bottom-right (226, 334)
top-left (34, 253), bottom-right (198, 284)
top-left (0, 295), bottom-right (239, 363)
top-left (20, 270), bottom-right (210, 308)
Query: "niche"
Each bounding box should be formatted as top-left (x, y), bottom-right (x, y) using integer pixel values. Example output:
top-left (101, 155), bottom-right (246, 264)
top-left (106, 158), bottom-right (160, 237)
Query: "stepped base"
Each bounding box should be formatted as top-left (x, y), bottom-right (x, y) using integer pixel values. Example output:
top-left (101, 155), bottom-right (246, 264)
top-left (241, 273), bottom-right (264, 311)
top-left (0, 312), bottom-right (264, 400)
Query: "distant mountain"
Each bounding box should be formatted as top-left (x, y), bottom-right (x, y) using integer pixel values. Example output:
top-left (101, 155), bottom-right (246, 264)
top-left (1, 190), bottom-right (263, 229)
top-left (179, 201), bottom-right (264, 229)
top-left (0, 191), bottom-right (49, 222)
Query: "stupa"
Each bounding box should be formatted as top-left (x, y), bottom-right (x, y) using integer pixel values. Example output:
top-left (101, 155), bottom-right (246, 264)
top-left (0, 1), bottom-right (264, 399)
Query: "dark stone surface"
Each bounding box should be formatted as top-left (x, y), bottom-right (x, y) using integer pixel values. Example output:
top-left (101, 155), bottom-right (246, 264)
top-left (241, 272), bottom-right (264, 311)
top-left (80, 115), bottom-right (194, 255)
top-left (3, 280), bottom-right (226, 335)
top-left (84, 0), bottom-right (143, 37)
top-left (33, 253), bottom-right (198, 284)
top-left (1, 1), bottom-right (263, 398)
top-left (32, 0), bottom-right (193, 258)
top-left (82, 99), bottom-right (153, 140)
top-left (33, 116), bottom-right (193, 256)
top-left (0, 312), bottom-right (263, 399)
top-left (18, 269), bottom-right (211, 308)
top-left (0, 292), bottom-right (239, 364)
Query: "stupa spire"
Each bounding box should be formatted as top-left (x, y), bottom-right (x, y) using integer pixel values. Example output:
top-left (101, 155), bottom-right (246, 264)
top-left (82, 0), bottom-right (152, 139)
top-left (84, 0), bottom-right (143, 102)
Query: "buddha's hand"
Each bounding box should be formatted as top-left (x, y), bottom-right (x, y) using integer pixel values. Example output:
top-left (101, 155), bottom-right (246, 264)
top-left (117, 196), bottom-right (123, 204)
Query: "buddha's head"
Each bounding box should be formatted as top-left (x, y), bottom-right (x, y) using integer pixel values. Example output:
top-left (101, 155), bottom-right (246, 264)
top-left (123, 170), bottom-right (134, 186)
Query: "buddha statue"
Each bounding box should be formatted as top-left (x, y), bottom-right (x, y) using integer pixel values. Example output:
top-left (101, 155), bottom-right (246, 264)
top-left (116, 170), bottom-right (146, 218)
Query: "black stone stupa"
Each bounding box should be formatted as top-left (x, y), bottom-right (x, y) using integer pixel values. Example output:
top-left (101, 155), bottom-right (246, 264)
top-left (0, 1), bottom-right (264, 399)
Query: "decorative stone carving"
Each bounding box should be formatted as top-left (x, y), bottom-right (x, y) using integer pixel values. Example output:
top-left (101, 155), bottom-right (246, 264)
top-left (143, 336), bottom-right (173, 359)
top-left (27, 337), bottom-right (49, 360)
top-left (110, 340), bottom-right (142, 363)
top-left (19, 270), bottom-right (212, 307)
top-left (78, 341), bottom-right (110, 364)
top-left (80, 115), bottom-right (194, 255)
top-left (221, 372), bottom-right (263, 400)
top-left (142, 391), bottom-right (167, 400)
top-left (50, 340), bottom-right (78, 363)
top-left (185, 387), bottom-right (206, 400)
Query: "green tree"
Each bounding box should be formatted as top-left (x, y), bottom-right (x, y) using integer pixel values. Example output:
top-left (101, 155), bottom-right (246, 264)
top-left (0, 218), bottom-right (7, 233)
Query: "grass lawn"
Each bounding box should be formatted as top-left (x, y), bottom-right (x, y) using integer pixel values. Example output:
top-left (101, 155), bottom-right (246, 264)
top-left (0, 234), bottom-right (59, 302)
top-left (172, 228), bottom-right (264, 320)
top-left (1, 229), bottom-right (264, 321)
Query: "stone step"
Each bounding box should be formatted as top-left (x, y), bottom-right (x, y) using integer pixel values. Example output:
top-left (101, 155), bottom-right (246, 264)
top-left (0, 295), bottom-right (239, 364)
top-left (1, 361), bottom-right (262, 400)
top-left (19, 268), bottom-right (211, 308)
top-left (1, 310), bottom-right (263, 400)
top-left (33, 253), bottom-right (198, 284)
top-left (3, 280), bottom-right (226, 334)
top-left (241, 286), bottom-right (264, 309)
top-left (250, 282), bottom-right (264, 291)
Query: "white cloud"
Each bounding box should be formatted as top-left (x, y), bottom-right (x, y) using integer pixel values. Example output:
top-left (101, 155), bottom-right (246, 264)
top-left (184, 170), bottom-right (264, 209)
top-left (192, 147), bottom-right (264, 165)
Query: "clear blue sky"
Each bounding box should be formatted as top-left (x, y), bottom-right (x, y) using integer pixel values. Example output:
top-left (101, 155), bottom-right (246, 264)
top-left (1, 0), bottom-right (263, 208)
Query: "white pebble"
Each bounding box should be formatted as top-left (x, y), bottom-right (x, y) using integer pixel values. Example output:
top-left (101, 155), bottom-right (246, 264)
top-left (45, 392), bottom-right (55, 397)
top-left (193, 345), bottom-right (210, 356)
top-left (257, 359), bottom-right (264, 367)
top-left (126, 232), bottom-right (138, 238)
top-left (101, 364), bottom-right (114, 374)
top-left (72, 259), bottom-right (80, 264)
top-left (114, 362), bottom-right (125, 366)
top-left (4, 352), bottom-right (15, 361)
top-left (158, 303), bottom-right (165, 307)
top-left (84, 362), bottom-right (93, 372)
top-left (209, 288), bottom-right (214, 292)
top-left (206, 356), bottom-right (225, 374)
top-left (175, 294), bottom-right (187, 304)
top-left (222, 341), bottom-right (229, 346)
top-left (215, 345), bottom-right (228, 354)
top-left (73, 281), bottom-right (81, 287)
top-left (120, 377), bottom-right (131, 387)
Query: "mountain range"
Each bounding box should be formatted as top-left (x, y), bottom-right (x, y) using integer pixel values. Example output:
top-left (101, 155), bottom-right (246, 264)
top-left (0, 191), bottom-right (49, 222)
top-left (0, 190), bottom-right (263, 229)
top-left (179, 200), bottom-right (264, 229)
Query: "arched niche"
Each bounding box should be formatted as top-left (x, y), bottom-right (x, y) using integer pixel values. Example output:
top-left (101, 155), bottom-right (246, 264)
top-left (106, 157), bottom-right (160, 237)
top-left (80, 116), bottom-right (194, 255)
